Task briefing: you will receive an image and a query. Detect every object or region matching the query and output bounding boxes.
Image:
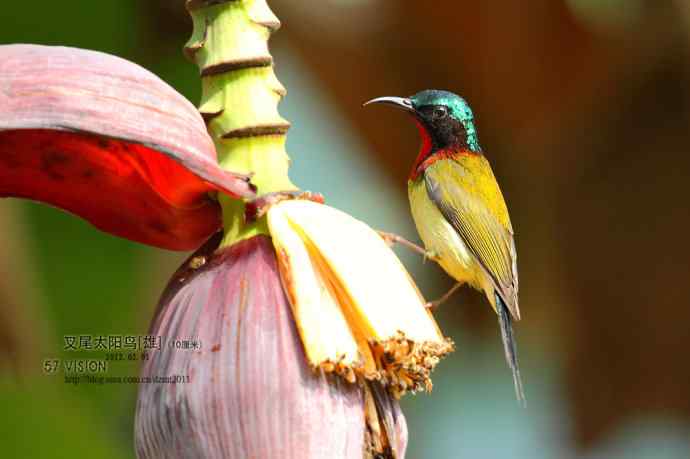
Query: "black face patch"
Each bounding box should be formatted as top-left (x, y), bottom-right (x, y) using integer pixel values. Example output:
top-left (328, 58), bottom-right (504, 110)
top-left (416, 105), bottom-right (469, 152)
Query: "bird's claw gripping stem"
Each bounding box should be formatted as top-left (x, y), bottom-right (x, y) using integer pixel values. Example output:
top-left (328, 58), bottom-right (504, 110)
top-left (425, 283), bottom-right (462, 310)
top-left (378, 231), bottom-right (437, 262)
top-left (245, 191), bottom-right (325, 222)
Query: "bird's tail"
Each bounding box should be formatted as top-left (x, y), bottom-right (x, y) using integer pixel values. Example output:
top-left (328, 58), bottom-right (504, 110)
top-left (496, 292), bottom-right (526, 406)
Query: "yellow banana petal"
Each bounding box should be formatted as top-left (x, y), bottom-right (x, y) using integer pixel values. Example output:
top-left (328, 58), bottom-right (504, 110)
top-left (268, 203), bottom-right (370, 382)
top-left (268, 200), bottom-right (453, 397)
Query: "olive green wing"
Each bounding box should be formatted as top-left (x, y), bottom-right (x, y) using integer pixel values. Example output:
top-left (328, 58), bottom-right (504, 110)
top-left (424, 156), bottom-right (520, 319)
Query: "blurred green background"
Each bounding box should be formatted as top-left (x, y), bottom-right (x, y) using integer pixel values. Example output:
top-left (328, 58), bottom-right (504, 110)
top-left (2, 0), bottom-right (690, 457)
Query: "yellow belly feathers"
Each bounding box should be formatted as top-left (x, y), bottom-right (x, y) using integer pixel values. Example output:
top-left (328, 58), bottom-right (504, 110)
top-left (408, 176), bottom-right (496, 309)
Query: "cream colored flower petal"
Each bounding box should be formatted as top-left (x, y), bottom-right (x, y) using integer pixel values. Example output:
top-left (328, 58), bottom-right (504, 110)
top-left (268, 200), bottom-right (453, 396)
top-left (274, 200), bottom-right (442, 341)
top-left (268, 203), bottom-right (376, 381)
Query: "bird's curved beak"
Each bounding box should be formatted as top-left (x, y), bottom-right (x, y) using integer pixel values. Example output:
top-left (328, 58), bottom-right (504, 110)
top-left (363, 96), bottom-right (414, 113)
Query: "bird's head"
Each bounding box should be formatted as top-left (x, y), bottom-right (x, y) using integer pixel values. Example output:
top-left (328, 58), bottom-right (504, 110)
top-left (364, 89), bottom-right (481, 154)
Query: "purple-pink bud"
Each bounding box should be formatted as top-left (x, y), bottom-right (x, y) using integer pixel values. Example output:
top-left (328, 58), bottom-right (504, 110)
top-left (135, 234), bottom-right (407, 458)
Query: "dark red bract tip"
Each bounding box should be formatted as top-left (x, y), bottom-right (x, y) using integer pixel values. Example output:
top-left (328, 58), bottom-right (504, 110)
top-left (0, 44), bottom-right (255, 251)
top-left (0, 129), bottom-right (229, 250)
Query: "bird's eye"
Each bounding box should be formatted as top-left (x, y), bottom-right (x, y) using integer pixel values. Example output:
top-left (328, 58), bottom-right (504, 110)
top-left (433, 106), bottom-right (448, 119)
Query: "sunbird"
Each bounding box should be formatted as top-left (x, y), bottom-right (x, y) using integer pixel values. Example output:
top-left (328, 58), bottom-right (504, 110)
top-left (365, 90), bottom-right (525, 403)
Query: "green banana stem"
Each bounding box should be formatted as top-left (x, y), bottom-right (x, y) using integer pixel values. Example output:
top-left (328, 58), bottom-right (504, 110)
top-left (185, 0), bottom-right (297, 247)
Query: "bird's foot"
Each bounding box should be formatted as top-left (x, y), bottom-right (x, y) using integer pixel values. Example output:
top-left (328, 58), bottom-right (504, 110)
top-left (245, 190), bottom-right (325, 222)
top-left (378, 231), bottom-right (437, 261)
top-left (424, 300), bottom-right (438, 310)
top-left (425, 283), bottom-right (462, 310)
top-left (422, 249), bottom-right (439, 264)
